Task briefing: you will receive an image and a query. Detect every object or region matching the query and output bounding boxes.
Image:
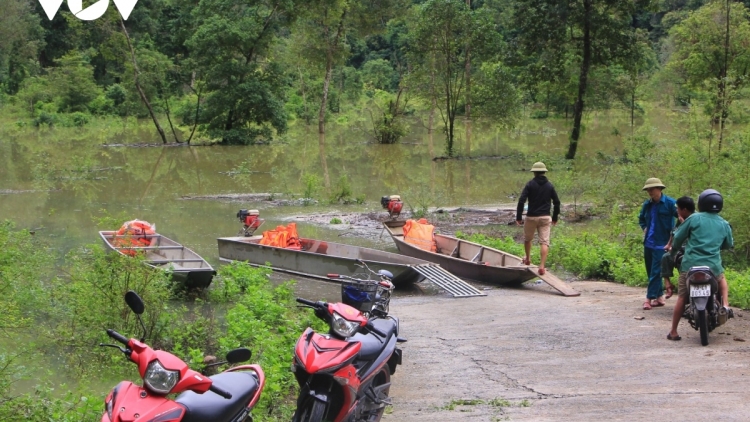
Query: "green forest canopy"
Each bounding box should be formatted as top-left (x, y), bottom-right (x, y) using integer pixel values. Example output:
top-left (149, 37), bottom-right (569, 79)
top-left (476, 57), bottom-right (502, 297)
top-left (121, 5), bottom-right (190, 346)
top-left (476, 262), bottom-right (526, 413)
top-left (1, 0), bottom-right (749, 156)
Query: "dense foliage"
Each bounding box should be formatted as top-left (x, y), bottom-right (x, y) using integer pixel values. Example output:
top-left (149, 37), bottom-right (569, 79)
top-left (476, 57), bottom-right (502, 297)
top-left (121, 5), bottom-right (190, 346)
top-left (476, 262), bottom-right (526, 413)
top-left (0, 222), bottom-right (319, 421)
top-left (5, 0), bottom-right (750, 151)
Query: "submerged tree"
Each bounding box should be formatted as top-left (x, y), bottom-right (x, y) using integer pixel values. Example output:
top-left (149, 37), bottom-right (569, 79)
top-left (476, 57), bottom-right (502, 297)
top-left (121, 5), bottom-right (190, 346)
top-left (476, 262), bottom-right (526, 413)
top-left (291, 0), bottom-right (403, 134)
top-left (513, 0), bottom-right (654, 159)
top-left (408, 0), bottom-right (499, 157)
top-left (186, 0), bottom-right (299, 144)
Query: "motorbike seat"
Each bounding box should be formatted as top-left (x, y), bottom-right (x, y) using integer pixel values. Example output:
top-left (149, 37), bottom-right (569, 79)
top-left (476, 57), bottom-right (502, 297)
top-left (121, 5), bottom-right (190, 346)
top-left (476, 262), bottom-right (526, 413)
top-left (176, 372), bottom-right (259, 422)
top-left (349, 318), bottom-right (397, 361)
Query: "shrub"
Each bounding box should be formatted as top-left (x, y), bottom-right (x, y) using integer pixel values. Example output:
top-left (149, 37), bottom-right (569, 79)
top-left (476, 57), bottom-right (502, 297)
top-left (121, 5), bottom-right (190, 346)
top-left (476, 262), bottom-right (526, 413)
top-left (214, 262), bottom-right (324, 420)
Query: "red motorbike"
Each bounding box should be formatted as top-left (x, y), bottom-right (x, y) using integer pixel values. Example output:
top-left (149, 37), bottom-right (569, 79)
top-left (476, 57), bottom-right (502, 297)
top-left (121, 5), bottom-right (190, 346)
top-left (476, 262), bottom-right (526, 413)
top-left (291, 296), bottom-right (405, 422)
top-left (100, 291), bottom-right (265, 422)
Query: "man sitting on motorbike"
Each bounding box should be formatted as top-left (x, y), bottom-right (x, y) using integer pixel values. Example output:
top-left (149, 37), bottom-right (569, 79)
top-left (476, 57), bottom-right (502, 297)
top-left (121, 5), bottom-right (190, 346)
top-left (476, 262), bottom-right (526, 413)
top-left (667, 189), bottom-right (733, 341)
top-left (661, 196), bottom-right (695, 299)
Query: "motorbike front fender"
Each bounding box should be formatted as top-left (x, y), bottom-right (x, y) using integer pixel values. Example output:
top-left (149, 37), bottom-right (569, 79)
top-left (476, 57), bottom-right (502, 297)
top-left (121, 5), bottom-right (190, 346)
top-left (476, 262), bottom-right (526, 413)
top-left (692, 296), bottom-right (709, 311)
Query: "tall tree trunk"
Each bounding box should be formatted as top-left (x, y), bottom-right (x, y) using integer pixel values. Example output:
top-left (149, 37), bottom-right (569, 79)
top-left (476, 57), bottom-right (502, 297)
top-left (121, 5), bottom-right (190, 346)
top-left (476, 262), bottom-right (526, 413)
top-left (719, 0), bottom-right (730, 151)
top-left (163, 95), bottom-right (182, 143)
top-left (566, 0), bottom-right (592, 160)
top-left (319, 133), bottom-right (330, 188)
top-left (465, 0), bottom-right (471, 122)
top-left (630, 89), bottom-right (635, 132)
top-left (298, 65), bottom-right (309, 122)
top-left (318, 9), bottom-right (347, 135)
top-left (318, 58), bottom-right (334, 134)
top-left (120, 19), bottom-right (167, 144)
top-left (186, 84), bottom-right (202, 145)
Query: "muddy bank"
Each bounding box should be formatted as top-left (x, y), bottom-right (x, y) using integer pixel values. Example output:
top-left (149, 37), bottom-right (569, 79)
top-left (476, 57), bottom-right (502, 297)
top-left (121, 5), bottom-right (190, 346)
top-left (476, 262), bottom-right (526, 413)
top-left (383, 281), bottom-right (750, 421)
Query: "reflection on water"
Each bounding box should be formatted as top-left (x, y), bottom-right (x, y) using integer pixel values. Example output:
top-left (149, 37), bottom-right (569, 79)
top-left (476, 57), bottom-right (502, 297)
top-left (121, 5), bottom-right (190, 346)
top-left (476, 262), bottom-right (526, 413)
top-left (0, 112), bottom-right (644, 282)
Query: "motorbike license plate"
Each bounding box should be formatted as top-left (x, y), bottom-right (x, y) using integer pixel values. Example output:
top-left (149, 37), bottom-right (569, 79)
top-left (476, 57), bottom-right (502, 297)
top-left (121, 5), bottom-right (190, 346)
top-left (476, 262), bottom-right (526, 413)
top-left (690, 284), bottom-right (711, 297)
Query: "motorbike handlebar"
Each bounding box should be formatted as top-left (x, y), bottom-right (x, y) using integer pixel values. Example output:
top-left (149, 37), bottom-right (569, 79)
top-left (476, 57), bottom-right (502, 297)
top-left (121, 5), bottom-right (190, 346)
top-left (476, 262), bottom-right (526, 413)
top-left (107, 329), bottom-right (129, 346)
top-left (296, 298), bottom-right (325, 308)
top-left (209, 384), bottom-right (232, 399)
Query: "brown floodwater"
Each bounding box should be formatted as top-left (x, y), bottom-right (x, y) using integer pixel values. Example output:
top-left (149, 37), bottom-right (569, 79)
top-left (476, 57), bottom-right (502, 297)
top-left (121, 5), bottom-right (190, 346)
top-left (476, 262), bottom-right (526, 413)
top-left (0, 110), bottom-right (650, 269)
top-left (1, 107), bottom-right (680, 395)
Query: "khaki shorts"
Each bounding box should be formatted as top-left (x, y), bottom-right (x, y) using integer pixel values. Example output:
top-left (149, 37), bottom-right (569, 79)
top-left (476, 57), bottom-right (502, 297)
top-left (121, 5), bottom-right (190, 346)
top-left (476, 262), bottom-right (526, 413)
top-left (524, 216), bottom-right (552, 245)
top-left (677, 271), bottom-right (726, 300)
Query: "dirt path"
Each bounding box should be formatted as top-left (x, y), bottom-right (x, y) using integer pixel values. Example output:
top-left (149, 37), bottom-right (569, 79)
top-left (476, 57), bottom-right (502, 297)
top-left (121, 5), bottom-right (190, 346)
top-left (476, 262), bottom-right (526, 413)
top-left (383, 280), bottom-right (750, 421)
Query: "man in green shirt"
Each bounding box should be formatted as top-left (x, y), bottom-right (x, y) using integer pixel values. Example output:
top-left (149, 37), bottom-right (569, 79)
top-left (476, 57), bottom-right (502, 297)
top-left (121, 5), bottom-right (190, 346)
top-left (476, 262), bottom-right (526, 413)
top-left (667, 189), bottom-right (733, 341)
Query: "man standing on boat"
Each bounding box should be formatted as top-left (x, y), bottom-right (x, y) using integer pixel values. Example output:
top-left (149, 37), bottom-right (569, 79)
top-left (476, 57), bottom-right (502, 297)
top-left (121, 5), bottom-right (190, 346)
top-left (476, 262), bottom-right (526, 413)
top-left (516, 162), bottom-right (561, 275)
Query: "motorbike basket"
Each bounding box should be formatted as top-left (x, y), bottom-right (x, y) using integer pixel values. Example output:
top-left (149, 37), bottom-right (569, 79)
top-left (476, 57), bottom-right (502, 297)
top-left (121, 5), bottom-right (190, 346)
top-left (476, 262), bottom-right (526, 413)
top-left (340, 279), bottom-right (378, 313)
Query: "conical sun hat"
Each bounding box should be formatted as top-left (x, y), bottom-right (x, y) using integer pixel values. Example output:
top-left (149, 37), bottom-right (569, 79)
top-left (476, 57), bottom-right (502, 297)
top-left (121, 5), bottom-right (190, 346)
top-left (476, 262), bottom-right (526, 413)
top-left (530, 162), bottom-right (548, 172)
top-left (642, 177), bottom-right (666, 190)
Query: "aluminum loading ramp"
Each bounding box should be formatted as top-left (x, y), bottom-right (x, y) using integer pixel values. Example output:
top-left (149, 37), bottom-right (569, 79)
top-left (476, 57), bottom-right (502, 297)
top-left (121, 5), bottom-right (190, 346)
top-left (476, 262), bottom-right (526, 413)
top-left (414, 264), bottom-right (486, 298)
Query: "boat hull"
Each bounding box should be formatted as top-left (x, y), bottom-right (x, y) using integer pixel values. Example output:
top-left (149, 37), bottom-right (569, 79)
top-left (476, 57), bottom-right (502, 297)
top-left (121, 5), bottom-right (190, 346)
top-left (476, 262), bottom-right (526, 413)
top-left (382, 221), bottom-right (537, 285)
top-left (217, 237), bottom-right (431, 286)
top-left (99, 231), bottom-right (215, 289)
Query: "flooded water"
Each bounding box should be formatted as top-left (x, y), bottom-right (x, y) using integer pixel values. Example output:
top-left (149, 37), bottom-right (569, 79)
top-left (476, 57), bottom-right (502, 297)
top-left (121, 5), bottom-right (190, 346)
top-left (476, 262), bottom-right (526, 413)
top-left (0, 107), bottom-right (675, 303)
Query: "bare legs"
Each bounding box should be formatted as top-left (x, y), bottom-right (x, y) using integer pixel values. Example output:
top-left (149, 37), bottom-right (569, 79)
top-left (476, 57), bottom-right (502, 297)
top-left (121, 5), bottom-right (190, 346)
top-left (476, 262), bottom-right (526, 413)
top-left (539, 244), bottom-right (549, 271)
top-left (669, 295), bottom-right (686, 339)
top-left (523, 240), bottom-right (531, 264)
top-left (719, 274), bottom-right (729, 308)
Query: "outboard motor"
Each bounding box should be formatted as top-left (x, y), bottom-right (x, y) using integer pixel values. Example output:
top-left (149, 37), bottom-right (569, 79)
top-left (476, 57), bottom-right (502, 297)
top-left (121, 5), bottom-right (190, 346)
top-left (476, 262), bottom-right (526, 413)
top-left (381, 195), bottom-right (403, 219)
top-left (237, 209), bottom-right (262, 236)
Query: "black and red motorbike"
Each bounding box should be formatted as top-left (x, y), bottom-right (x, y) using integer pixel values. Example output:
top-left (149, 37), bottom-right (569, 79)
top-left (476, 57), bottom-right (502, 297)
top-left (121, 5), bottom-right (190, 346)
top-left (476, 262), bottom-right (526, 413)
top-left (684, 266), bottom-right (733, 346)
top-left (100, 291), bottom-right (265, 422)
top-left (291, 294), bottom-right (405, 422)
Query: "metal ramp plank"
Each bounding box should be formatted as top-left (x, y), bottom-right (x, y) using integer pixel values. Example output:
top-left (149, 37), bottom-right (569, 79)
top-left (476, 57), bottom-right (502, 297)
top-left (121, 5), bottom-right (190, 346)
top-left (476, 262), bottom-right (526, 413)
top-left (413, 264), bottom-right (486, 298)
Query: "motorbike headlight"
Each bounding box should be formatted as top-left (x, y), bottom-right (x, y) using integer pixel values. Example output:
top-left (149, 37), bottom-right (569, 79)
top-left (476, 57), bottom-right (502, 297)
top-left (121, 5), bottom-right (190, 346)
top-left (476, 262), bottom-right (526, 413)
top-left (143, 360), bottom-right (180, 394)
top-left (331, 311), bottom-right (360, 338)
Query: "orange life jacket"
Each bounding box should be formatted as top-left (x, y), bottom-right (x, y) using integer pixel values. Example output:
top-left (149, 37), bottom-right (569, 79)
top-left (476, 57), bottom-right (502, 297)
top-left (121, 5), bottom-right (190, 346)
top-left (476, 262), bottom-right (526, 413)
top-left (113, 219), bottom-right (156, 256)
top-left (259, 223), bottom-right (302, 250)
top-left (403, 218), bottom-right (437, 252)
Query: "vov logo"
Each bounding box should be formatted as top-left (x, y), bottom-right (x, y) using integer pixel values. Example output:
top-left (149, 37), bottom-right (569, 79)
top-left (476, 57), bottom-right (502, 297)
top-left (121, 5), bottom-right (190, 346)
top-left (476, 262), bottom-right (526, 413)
top-left (38, 0), bottom-right (139, 21)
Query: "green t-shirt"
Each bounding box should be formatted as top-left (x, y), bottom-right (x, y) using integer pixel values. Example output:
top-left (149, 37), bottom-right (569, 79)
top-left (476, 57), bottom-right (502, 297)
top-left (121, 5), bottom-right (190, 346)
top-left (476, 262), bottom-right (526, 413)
top-left (672, 212), bottom-right (733, 275)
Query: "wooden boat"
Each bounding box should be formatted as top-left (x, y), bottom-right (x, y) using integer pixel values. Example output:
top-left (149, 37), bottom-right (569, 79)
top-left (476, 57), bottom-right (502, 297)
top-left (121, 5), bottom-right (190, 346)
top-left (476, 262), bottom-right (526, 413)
top-left (382, 220), bottom-right (579, 296)
top-left (99, 231), bottom-right (215, 289)
top-left (217, 236), bottom-right (437, 286)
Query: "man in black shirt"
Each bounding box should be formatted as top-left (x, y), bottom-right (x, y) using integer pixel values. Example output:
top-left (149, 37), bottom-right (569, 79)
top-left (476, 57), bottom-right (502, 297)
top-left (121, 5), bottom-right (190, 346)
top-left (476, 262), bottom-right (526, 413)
top-left (516, 162), bottom-right (561, 275)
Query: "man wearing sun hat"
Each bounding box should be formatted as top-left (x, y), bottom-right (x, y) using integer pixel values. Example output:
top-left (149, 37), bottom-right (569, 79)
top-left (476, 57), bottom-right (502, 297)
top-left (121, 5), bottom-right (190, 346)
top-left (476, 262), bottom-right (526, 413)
top-left (516, 162), bottom-right (561, 275)
top-left (639, 177), bottom-right (679, 310)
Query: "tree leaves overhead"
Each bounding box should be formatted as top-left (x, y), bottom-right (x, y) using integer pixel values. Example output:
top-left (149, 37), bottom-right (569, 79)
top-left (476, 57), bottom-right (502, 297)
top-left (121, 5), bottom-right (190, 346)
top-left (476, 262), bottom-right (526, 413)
top-left (4, 0), bottom-right (750, 155)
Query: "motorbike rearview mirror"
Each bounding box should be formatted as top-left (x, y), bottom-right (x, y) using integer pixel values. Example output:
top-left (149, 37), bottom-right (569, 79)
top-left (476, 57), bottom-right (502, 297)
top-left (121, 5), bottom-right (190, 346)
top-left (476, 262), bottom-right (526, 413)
top-left (226, 347), bottom-right (252, 364)
top-left (377, 269), bottom-right (394, 279)
top-left (125, 291), bottom-right (145, 315)
top-left (125, 290), bottom-right (148, 342)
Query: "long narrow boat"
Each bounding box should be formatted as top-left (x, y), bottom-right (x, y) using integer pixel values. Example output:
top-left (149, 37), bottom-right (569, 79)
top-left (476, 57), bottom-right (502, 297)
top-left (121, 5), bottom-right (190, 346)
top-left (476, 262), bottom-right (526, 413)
top-left (217, 236), bottom-right (436, 286)
top-left (99, 231), bottom-right (216, 289)
top-left (382, 220), bottom-right (580, 296)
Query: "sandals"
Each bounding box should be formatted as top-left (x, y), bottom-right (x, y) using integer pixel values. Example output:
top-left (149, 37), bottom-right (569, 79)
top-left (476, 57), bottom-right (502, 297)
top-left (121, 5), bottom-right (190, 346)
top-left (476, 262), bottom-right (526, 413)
top-left (643, 301), bottom-right (652, 310)
top-left (538, 267), bottom-right (546, 275)
top-left (665, 283), bottom-right (674, 299)
top-left (522, 257), bottom-right (531, 265)
top-left (666, 333), bottom-right (681, 341)
top-left (652, 299), bottom-right (666, 307)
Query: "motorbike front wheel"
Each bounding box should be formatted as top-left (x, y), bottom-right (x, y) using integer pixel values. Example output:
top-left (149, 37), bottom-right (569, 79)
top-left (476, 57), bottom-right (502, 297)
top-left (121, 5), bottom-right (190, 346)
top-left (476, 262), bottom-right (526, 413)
top-left (361, 366), bottom-right (391, 422)
top-left (697, 309), bottom-right (709, 346)
top-left (296, 397), bottom-right (326, 422)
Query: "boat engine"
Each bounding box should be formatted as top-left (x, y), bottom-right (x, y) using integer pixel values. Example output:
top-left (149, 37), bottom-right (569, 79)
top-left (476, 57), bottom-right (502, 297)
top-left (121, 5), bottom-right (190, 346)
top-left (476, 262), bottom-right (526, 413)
top-left (381, 195), bottom-right (403, 219)
top-left (237, 209), bottom-right (262, 236)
